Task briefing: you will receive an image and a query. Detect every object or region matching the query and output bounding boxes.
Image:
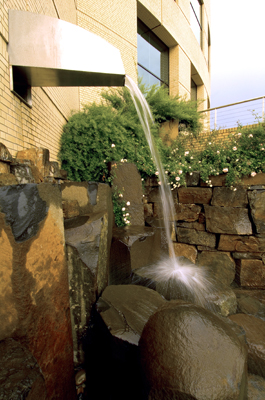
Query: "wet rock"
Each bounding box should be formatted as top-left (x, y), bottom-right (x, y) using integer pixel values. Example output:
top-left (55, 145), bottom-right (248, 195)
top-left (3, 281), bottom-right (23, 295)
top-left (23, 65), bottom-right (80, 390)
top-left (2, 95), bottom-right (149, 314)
top-left (229, 313), bottom-right (265, 378)
top-left (175, 203), bottom-right (201, 221)
top-left (235, 291), bottom-right (265, 321)
top-left (204, 205), bottom-right (252, 235)
top-left (178, 186), bottom-right (212, 204)
top-left (0, 338), bottom-right (47, 400)
top-left (111, 162), bottom-right (144, 225)
top-left (10, 163), bottom-right (35, 184)
top-left (248, 190), bottom-right (265, 234)
top-left (248, 374), bottom-right (265, 400)
top-left (211, 186), bottom-right (248, 207)
top-left (98, 285), bottom-right (165, 345)
top-left (177, 226), bottom-right (216, 247)
top-left (0, 183), bottom-right (76, 399)
top-left (109, 226), bottom-right (161, 284)
top-left (145, 216), bottom-right (170, 255)
top-left (204, 282), bottom-right (237, 316)
top-left (0, 173), bottom-right (18, 186)
top-left (235, 259), bottom-right (265, 288)
top-left (172, 242), bottom-right (197, 264)
top-left (197, 250), bottom-right (236, 286)
top-left (143, 203), bottom-right (153, 218)
top-left (219, 234), bottom-right (265, 252)
top-left (176, 220), bottom-right (205, 231)
top-left (140, 302), bottom-right (248, 400)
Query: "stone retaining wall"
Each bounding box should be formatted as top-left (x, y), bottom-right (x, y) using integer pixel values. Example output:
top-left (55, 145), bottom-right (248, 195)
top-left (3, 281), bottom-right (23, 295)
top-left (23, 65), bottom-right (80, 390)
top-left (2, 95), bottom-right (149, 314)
top-left (144, 172), bottom-right (265, 289)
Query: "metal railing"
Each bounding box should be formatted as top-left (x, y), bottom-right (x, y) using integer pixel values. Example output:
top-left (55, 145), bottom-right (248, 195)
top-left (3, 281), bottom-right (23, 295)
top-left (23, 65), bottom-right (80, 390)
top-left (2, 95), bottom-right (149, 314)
top-left (200, 96), bottom-right (265, 131)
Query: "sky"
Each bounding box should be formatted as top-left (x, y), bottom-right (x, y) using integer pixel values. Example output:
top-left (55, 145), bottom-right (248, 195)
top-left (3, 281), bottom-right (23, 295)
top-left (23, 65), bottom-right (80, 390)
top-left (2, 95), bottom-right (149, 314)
top-left (210, 0), bottom-right (265, 109)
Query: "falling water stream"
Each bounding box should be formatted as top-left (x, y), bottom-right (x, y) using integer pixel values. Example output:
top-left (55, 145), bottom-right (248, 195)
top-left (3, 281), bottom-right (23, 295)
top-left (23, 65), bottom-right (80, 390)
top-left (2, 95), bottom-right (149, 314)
top-left (124, 75), bottom-right (211, 304)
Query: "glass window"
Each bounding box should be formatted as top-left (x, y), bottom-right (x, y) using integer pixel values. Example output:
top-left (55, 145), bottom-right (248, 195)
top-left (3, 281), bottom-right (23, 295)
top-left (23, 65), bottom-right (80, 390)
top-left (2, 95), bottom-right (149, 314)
top-left (137, 19), bottom-right (169, 87)
top-left (190, 0), bottom-right (202, 46)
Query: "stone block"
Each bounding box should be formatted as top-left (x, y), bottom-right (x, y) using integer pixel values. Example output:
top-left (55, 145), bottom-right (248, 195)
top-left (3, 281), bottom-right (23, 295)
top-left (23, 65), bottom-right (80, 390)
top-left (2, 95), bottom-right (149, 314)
top-left (65, 212), bottom-right (110, 295)
top-left (200, 173), bottom-right (227, 187)
top-left (16, 148), bottom-right (49, 176)
top-left (172, 242), bottom-right (197, 264)
top-left (144, 203), bottom-right (153, 218)
top-left (176, 220), bottom-right (205, 231)
top-left (178, 187), bottom-right (212, 204)
top-left (248, 190), bottom-right (265, 233)
top-left (204, 205), bottom-right (252, 235)
top-left (0, 173), bottom-right (18, 186)
top-left (62, 199), bottom-right (80, 219)
top-left (0, 161), bottom-right (10, 173)
top-left (236, 259), bottom-right (265, 288)
top-left (175, 203), bottom-right (201, 221)
top-left (0, 183), bottom-right (76, 399)
top-left (0, 338), bottom-right (47, 400)
top-left (211, 186), bottom-right (248, 207)
top-left (10, 163), bottom-right (35, 184)
top-left (219, 234), bottom-right (265, 252)
top-left (177, 227), bottom-right (216, 247)
top-left (197, 251), bottom-right (236, 286)
top-left (43, 161), bottom-right (61, 178)
top-left (0, 143), bottom-right (13, 163)
top-left (111, 162), bottom-right (144, 226)
top-left (240, 172), bottom-right (265, 186)
top-left (109, 226), bottom-right (161, 284)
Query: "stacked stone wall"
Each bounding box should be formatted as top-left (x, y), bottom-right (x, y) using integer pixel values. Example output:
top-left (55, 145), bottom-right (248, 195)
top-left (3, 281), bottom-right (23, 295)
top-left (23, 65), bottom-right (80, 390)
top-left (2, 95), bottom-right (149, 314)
top-left (144, 172), bottom-right (265, 289)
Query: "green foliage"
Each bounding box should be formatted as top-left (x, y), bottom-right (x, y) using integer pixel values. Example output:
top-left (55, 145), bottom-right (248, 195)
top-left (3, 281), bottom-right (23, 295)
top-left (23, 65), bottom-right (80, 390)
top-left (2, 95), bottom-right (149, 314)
top-left (166, 123), bottom-right (265, 188)
top-left (112, 188), bottom-right (131, 227)
top-left (59, 83), bottom-right (202, 184)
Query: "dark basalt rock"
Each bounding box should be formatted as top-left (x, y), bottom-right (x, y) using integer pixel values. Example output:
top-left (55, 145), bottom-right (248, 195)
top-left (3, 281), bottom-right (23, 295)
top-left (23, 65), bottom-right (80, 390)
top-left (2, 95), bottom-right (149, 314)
top-left (139, 301), bottom-right (248, 400)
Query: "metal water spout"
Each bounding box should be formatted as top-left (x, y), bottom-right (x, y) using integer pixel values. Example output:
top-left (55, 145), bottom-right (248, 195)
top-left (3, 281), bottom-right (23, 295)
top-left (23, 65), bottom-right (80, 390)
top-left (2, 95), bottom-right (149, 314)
top-left (8, 10), bottom-right (125, 95)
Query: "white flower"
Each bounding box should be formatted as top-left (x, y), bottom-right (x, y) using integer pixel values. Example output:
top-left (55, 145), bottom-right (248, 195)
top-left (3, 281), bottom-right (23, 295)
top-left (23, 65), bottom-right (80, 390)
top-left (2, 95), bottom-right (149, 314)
top-left (223, 168), bottom-right (228, 173)
top-left (175, 177), bottom-right (180, 181)
top-left (119, 193), bottom-right (123, 198)
top-left (111, 143), bottom-right (115, 147)
top-left (165, 170), bottom-right (168, 174)
top-left (178, 170), bottom-right (183, 174)
top-left (184, 151), bottom-right (189, 156)
top-left (158, 181), bottom-right (161, 185)
top-left (190, 156), bottom-right (193, 159)
top-left (141, 178), bottom-right (144, 181)
top-left (126, 201), bottom-right (130, 206)
top-left (155, 171), bottom-right (159, 176)
top-left (217, 151), bottom-right (220, 154)
top-left (251, 171), bottom-right (257, 177)
top-left (209, 142), bottom-right (211, 145)
top-left (234, 188), bottom-right (237, 191)
top-left (125, 220), bottom-right (130, 225)
top-left (249, 134), bottom-right (253, 138)
top-left (236, 159), bottom-right (239, 162)
top-left (238, 132), bottom-right (242, 136)
top-left (210, 184), bottom-right (213, 187)
top-left (122, 207), bottom-right (125, 211)
top-left (190, 172), bottom-right (193, 176)
top-left (233, 147), bottom-right (237, 151)
top-left (262, 148), bottom-right (265, 151)
top-left (126, 213), bottom-right (129, 216)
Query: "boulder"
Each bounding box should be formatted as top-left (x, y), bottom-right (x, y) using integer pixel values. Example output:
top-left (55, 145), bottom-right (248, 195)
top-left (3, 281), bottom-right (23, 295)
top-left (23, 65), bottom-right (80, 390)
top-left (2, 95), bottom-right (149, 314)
top-left (0, 161), bottom-right (10, 173)
top-left (175, 203), bottom-right (201, 222)
top-left (0, 143), bottom-right (13, 163)
top-left (0, 173), bottom-right (18, 186)
top-left (235, 290), bottom-right (265, 321)
top-left (204, 205), bottom-right (252, 235)
top-left (10, 163), bottom-right (35, 184)
top-left (197, 251), bottom-right (236, 286)
top-left (0, 338), bottom-right (47, 399)
top-left (172, 242), bottom-right (197, 264)
top-left (140, 301), bottom-right (248, 400)
top-left (229, 313), bottom-right (265, 378)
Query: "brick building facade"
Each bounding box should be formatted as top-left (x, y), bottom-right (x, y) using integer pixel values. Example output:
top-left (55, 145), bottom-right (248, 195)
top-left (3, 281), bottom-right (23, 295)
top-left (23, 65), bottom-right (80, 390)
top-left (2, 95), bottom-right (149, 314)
top-left (0, 0), bottom-right (211, 161)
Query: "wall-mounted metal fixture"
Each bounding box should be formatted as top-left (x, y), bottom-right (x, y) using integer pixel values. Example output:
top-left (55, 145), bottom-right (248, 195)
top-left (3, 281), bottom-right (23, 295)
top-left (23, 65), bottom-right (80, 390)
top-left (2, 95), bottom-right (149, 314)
top-left (8, 10), bottom-right (126, 105)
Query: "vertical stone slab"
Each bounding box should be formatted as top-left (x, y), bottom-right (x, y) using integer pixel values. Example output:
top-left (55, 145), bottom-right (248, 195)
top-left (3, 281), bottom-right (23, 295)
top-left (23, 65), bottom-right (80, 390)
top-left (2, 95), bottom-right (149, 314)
top-left (0, 183), bottom-right (76, 400)
top-left (248, 190), bottom-right (265, 234)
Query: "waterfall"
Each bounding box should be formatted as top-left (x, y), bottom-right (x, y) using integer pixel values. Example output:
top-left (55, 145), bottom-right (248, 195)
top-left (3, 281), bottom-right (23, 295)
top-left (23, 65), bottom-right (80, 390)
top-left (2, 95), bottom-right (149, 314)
top-left (125, 75), bottom-right (211, 304)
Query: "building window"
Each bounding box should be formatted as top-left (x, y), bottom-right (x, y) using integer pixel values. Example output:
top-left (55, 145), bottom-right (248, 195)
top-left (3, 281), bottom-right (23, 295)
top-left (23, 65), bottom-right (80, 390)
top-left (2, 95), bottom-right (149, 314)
top-left (137, 19), bottom-right (169, 87)
top-left (190, 0), bottom-right (202, 47)
top-left (191, 78), bottom-right (197, 101)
